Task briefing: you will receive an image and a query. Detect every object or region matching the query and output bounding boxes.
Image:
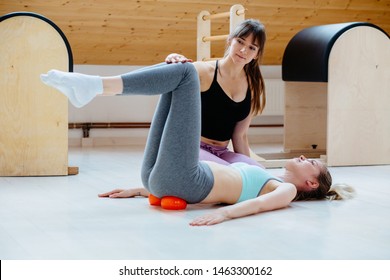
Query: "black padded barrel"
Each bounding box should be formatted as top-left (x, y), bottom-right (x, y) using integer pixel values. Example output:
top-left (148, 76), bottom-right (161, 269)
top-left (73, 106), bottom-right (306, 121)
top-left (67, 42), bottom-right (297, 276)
top-left (282, 22), bottom-right (389, 82)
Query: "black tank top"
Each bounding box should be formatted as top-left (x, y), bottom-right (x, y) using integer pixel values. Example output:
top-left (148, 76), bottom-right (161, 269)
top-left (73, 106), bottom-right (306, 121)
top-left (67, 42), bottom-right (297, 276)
top-left (201, 60), bottom-right (251, 141)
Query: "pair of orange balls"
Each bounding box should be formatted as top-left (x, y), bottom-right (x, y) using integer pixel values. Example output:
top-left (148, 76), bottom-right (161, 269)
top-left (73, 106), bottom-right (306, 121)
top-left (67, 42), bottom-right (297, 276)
top-left (148, 194), bottom-right (187, 210)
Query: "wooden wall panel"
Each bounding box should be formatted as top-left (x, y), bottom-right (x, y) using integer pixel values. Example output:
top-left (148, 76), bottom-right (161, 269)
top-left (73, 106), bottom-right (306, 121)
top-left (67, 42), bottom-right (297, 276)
top-left (1, 0), bottom-right (389, 65)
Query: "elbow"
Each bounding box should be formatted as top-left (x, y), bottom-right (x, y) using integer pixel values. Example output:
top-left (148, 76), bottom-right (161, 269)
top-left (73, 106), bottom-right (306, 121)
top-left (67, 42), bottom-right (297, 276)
top-left (232, 131), bottom-right (247, 143)
top-left (257, 202), bottom-right (289, 213)
top-left (254, 196), bottom-right (293, 214)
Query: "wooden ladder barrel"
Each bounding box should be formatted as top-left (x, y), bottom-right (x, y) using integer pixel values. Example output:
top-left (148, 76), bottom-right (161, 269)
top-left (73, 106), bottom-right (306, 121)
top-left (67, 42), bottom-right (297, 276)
top-left (197, 4), bottom-right (245, 61)
top-left (282, 22), bottom-right (390, 166)
top-left (0, 12), bottom-right (73, 176)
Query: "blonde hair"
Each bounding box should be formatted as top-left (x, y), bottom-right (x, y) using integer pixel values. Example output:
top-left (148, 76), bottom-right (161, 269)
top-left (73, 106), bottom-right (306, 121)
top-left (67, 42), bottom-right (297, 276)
top-left (326, 183), bottom-right (356, 200)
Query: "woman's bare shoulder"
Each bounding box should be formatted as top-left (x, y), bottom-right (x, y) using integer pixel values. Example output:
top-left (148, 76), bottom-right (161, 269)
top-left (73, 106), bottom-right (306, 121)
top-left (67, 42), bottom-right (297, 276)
top-left (193, 61), bottom-right (215, 74)
top-left (194, 61), bottom-right (215, 91)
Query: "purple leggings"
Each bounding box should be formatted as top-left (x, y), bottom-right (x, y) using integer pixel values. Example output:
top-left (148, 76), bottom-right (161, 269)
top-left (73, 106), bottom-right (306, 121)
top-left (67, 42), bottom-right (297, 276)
top-left (199, 142), bottom-right (265, 169)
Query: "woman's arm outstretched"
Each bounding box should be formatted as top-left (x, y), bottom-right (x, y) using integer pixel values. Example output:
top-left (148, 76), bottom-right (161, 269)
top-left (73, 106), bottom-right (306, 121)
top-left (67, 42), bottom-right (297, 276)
top-left (190, 183), bottom-right (297, 226)
top-left (98, 188), bottom-right (150, 198)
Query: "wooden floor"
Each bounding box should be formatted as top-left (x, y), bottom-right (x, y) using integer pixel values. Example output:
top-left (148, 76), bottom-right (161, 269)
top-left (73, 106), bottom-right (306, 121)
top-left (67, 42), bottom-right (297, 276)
top-left (0, 145), bottom-right (390, 260)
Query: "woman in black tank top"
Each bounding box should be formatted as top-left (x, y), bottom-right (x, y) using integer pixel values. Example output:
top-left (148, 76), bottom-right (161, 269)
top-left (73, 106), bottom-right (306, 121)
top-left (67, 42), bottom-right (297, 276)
top-left (166, 19), bottom-right (267, 169)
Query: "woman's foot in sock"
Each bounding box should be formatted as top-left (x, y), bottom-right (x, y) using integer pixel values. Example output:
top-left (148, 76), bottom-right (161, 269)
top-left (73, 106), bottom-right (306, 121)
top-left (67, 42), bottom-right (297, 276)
top-left (40, 70), bottom-right (103, 108)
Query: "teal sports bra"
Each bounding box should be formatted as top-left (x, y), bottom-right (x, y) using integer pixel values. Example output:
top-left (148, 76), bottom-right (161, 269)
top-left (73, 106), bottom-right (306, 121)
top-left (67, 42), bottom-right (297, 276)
top-left (230, 162), bottom-right (283, 203)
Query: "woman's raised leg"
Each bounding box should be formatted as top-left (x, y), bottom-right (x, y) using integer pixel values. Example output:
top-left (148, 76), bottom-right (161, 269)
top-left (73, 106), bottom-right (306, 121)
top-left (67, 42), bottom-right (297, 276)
top-left (119, 63), bottom-right (213, 203)
top-left (41, 62), bottom-right (214, 204)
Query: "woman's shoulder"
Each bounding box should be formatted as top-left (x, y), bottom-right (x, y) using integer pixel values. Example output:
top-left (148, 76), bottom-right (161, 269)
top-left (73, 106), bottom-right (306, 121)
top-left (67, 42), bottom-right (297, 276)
top-left (281, 182), bottom-right (298, 199)
top-left (194, 61), bottom-right (216, 90)
top-left (193, 61), bottom-right (215, 75)
top-left (263, 180), bottom-right (297, 200)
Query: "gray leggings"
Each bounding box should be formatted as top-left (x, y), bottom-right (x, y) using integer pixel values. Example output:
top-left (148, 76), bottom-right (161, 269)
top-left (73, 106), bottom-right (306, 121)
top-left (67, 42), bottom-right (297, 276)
top-left (121, 62), bottom-right (214, 203)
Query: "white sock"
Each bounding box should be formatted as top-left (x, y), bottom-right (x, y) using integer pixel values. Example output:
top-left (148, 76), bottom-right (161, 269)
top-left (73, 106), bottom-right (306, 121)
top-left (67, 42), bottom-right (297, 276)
top-left (40, 70), bottom-right (103, 108)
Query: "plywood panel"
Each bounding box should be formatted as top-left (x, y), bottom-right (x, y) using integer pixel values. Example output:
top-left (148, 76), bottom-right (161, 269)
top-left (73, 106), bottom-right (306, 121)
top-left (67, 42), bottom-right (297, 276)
top-left (284, 82), bottom-right (327, 151)
top-left (327, 26), bottom-right (390, 166)
top-left (0, 15), bottom-right (69, 176)
top-left (1, 0), bottom-right (388, 65)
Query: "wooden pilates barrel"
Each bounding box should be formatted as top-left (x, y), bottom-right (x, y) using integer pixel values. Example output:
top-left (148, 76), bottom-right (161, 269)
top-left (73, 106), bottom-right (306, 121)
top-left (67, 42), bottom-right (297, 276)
top-left (0, 12), bottom-right (73, 176)
top-left (281, 22), bottom-right (390, 166)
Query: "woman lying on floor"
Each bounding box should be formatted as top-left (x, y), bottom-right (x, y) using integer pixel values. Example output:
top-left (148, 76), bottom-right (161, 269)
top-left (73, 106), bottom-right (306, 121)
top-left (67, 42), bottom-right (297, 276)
top-left (41, 61), bottom-right (353, 226)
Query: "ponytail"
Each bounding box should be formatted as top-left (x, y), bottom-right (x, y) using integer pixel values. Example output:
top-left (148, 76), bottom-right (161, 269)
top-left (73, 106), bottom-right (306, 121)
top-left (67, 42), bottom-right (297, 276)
top-left (326, 183), bottom-right (356, 200)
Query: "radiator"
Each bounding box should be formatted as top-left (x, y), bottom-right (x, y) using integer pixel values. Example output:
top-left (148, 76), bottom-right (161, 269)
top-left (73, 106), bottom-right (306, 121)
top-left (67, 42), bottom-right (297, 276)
top-left (262, 79), bottom-right (285, 116)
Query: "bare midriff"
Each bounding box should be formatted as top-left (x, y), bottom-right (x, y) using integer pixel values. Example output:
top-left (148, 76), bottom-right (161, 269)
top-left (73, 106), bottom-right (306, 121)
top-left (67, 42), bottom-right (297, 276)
top-left (201, 136), bottom-right (230, 148)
